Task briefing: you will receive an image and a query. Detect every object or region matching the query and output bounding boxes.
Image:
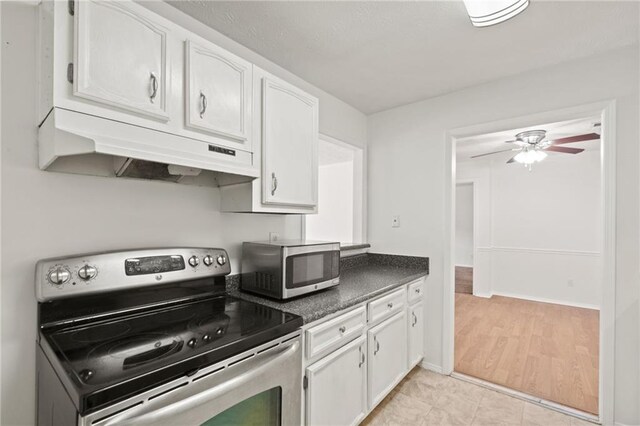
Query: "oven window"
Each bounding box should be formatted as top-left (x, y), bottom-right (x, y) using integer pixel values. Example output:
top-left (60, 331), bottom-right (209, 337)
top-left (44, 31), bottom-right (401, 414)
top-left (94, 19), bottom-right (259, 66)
top-left (201, 387), bottom-right (281, 426)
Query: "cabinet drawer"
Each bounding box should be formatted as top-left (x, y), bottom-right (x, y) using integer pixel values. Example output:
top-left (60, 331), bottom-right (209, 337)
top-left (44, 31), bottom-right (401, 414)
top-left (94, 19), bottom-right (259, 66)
top-left (306, 306), bottom-right (366, 360)
top-left (407, 279), bottom-right (425, 304)
top-left (368, 288), bottom-right (405, 324)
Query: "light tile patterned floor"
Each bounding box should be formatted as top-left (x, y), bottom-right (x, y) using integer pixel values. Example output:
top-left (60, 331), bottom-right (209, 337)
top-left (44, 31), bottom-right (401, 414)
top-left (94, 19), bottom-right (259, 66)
top-left (361, 367), bottom-right (595, 426)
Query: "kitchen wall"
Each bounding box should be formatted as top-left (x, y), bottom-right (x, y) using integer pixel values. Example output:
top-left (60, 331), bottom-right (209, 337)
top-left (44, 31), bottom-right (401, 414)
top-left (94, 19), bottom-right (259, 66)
top-left (457, 150), bottom-right (601, 308)
top-left (454, 183), bottom-right (473, 267)
top-left (367, 46), bottom-right (639, 424)
top-left (0, 2), bottom-right (367, 425)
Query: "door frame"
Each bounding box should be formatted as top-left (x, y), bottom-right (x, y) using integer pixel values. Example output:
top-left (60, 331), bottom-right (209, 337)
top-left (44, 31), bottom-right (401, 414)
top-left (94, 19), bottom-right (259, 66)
top-left (442, 100), bottom-right (616, 424)
top-left (454, 181), bottom-right (478, 296)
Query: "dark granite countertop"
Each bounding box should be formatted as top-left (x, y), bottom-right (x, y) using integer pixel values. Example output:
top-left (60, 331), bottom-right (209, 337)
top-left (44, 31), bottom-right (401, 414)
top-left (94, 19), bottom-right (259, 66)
top-left (227, 254), bottom-right (428, 324)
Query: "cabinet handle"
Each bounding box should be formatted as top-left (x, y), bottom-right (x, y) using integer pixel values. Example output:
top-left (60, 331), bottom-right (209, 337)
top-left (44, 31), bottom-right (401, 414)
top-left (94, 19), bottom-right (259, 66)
top-left (149, 72), bottom-right (158, 103)
top-left (339, 326), bottom-right (346, 334)
top-left (374, 337), bottom-right (380, 355)
top-left (271, 172), bottom-right (278, 196)
top-left (415, 288), bottom-right (421, 294)
top-left (199, 91), bottom-right (207, 118)
top-left (387, 302), bottom-right (393, 309)
top-left (358, 346), bottom-right (365, 368)
top-left (412, 312), bottom-right (418, 327)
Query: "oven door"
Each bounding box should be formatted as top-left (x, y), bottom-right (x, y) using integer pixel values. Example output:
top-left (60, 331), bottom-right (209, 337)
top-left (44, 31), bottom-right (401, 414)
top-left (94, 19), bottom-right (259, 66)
top-left (89, 335), bottom-right (302, 426)
top-left (283, 245), bottom-right (340, 298)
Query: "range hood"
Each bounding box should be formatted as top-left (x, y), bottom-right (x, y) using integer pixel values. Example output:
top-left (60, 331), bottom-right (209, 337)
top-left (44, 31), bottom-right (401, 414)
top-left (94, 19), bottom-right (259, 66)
top-left (38, 108), bottom-right (258, 186)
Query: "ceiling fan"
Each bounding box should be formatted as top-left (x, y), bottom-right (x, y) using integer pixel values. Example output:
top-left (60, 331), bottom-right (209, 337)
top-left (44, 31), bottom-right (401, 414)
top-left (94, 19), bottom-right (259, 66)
top-left (470, 129), bottom-right (600, 170)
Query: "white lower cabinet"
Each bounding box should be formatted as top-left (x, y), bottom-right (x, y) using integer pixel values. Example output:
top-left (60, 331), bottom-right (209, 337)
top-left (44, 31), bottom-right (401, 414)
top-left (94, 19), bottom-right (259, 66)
top-left (367, 310), bottom-right (408, 409)
top-left (305, 336), bottom-right (367, 426)
top-left (408, 302), bottom-right (424, 368)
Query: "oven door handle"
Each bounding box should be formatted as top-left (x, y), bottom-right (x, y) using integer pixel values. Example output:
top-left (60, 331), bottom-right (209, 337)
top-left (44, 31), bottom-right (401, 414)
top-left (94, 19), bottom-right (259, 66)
top-left (100, 339), bottom-right (300, 426)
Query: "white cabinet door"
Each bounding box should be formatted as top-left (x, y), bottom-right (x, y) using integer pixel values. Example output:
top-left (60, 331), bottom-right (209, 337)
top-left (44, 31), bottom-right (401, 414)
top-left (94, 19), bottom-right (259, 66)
top-left (261, 76), bottom-right (318, 207)
top-left (74, 0), bottom-right (169, 120)
top-left (368, 310), bottom-right (407, 409)
top-left (408, 302), bottom-right (424, 368)
top-left (306, 336), bottom-right (367, 426)
top-left (185, 40), bottom-right (251, 146)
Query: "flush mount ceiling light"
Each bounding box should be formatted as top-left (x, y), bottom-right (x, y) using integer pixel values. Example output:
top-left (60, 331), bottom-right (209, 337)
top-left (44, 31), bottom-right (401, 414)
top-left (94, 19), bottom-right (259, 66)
top-left (462, 0), bottom-right (530, 27)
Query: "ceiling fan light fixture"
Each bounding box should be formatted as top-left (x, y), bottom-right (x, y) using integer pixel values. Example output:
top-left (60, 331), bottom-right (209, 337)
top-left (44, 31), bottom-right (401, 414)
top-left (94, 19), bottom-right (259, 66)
top-left (462, 0), bottom-right (530, 27)
top-left (514, 149), bottom-right (547, 165)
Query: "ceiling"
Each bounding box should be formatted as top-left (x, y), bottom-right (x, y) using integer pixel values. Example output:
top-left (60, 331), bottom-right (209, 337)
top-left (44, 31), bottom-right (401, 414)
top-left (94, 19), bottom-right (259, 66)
top-left (168, 1), bottom-right (639, 114)
top-left (456, 116), bottom-right (601, 164)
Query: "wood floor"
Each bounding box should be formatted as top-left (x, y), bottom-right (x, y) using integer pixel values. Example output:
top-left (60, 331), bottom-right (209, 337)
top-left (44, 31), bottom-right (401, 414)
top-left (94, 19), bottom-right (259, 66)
top-left (455, 266), bottom-right (473, 294)
top-left (455, 294), bottom-right (599, 415)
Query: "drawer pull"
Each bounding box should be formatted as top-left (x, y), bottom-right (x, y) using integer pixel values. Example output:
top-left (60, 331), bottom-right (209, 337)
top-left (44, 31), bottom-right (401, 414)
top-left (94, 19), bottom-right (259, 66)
top-left (358, 346), bottom-right (365, 368)
top-left (387, 302), bottom-right (393, 309)
top-left (412, 312), bottom-right (418, 327)
top-left (415, 288), bottom-right (421, 294)
top-left (339, 326), bottom-right (346, 334)
top-left (374, 337), bottom-right (380, 355)
top-left (199, 91), bottom-right (207, 118)
top-left (149, 72), bottom-right (158, 103)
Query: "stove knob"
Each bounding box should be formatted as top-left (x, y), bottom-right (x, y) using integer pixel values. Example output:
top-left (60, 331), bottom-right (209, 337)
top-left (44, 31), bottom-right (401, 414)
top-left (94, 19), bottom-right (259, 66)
top-left (79, 369), bottom-right (94, 382)
top-left (78, 265), bottom-right (97, 281)
top-left (203, 334), bottom-right (212, 343)
top-left (216, 327), bottom-right (224, 335)
top-left (203, 255), bottom-right (214, 267)
top-left (48, 267), bottom-right (71, 286)
top-left (188, 256), bottom-right (199, 268)
top-left (216, 255), bottom-right (227, 266)
top-left (187, 338), bottom-right (198, 348)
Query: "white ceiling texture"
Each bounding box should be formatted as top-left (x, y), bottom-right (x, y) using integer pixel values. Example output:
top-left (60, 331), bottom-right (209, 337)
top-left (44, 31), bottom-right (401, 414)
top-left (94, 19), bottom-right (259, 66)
top-left (168, 1), bottom-right (639, 114)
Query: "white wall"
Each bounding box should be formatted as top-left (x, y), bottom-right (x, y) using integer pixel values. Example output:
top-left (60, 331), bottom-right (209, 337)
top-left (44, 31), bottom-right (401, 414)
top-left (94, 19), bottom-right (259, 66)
top-left (0, 3), bottom-right (367, 425)
top-left (367, 46), bottom-right (639, 424)
top-left (306, 161), bottom-right (354, 243)
top-left (457, 150), bottom-right (601, 308)
top-left (454, 183), bottom-right (473, 267)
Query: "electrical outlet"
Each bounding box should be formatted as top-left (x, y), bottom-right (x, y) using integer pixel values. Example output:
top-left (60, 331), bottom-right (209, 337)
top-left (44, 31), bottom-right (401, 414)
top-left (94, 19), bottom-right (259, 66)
top-left (269, 232), bottom-right (280, 242)
top-left (392, 216), bottom-right (400, 228)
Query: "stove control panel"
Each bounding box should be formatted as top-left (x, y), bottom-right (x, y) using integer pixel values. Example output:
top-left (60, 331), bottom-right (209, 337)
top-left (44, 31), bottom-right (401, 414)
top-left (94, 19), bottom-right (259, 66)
top-left (36, 247), bottom-right (231, 302)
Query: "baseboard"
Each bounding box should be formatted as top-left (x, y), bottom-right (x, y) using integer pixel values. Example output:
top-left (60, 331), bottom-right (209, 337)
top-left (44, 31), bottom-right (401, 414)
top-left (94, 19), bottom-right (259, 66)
top-left (472, 291), bottom-right (491, 298)
top-left (455, 264), bottom-right (473, 268)
top-left (420, 360), bottom-right (443, 374)
top-left (490, 291), bottom-right (600, 310)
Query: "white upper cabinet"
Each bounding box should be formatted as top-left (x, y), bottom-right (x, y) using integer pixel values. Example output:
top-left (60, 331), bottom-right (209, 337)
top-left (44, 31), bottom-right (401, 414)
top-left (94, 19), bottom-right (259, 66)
top-left (185, 40), bottom-right (252, 147)
top-left (74, 0), bottom-right (170, 120)
top-left (261, 76), bottom-right (318, 207)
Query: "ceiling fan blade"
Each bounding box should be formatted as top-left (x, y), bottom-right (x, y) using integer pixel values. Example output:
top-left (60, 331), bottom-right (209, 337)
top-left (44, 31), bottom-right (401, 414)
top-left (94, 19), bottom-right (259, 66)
top-left (544, 146), bottom-right (585, 154)
top-left (549, 133), bottom-right (600, 145)
top-left (506, 155), bottom-right (517, 164)
top-left (470, 148), bottom-right (516, 159)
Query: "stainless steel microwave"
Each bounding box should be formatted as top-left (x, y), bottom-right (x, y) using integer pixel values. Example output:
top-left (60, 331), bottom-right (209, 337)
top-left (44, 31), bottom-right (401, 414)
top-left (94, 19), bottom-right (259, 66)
top-left (241, 241), bottom-right (340, 299)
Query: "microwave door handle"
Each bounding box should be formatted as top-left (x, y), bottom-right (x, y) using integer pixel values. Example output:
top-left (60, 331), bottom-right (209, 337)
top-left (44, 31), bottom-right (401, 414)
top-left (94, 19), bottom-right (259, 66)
top-left (101, 340), bottom-right (300, 426)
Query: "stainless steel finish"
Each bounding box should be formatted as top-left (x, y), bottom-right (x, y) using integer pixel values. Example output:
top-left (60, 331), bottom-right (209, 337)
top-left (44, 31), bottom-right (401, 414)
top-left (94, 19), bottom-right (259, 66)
top-left (77, 265), bottom-right (97, 281)
top-left (199, 91), bottom-right (207, 118)
top-left (149, 72), bottom-right (158, 103)
top-left (36, 248), bottom-right (231, 302)
top-left (78, 332), bottom-right (303, 426)
top-left (48, 266), bottom-right (71, 285)
top-left (271, 172), bottom-right (278, 196)
top-left (203, 255), bottom-right (213, 266)
top-left (188, 255), bottom-right (199, 267)
top-left (216, 254), bottom-right (227, 266)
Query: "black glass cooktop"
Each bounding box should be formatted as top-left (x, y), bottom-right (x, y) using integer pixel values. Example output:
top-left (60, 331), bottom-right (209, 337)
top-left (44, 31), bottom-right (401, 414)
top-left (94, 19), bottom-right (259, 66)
top-left (41, 294), bottom-right (302, 414)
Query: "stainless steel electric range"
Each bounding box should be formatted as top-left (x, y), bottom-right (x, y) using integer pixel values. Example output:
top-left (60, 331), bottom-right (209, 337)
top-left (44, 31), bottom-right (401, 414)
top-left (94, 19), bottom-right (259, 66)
top-left (35, 248), bottom-right (303, 426)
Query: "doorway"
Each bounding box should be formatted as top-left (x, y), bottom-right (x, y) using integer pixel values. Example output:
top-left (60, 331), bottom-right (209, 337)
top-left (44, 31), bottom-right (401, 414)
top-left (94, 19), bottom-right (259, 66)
top-left (455, 183), bottom-right (474, 295)
top-left (443, 102), bottom-right (616, 424)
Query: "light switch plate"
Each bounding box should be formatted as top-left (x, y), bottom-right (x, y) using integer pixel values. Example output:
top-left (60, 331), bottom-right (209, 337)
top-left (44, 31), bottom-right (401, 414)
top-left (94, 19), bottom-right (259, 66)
top-left (392, 216), bottom-right (400, 228)
top-left (269, 232), bottom-right (280, 242)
